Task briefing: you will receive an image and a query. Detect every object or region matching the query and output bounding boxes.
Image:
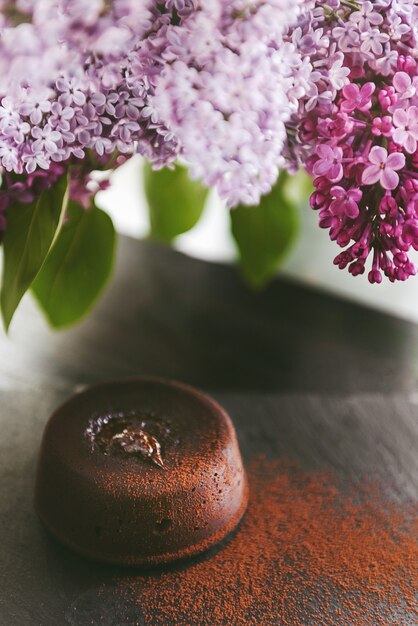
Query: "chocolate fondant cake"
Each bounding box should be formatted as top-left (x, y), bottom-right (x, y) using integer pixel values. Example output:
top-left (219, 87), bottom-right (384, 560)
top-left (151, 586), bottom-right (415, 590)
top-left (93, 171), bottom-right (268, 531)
top-left (35, 378), bottom-right (248, 565)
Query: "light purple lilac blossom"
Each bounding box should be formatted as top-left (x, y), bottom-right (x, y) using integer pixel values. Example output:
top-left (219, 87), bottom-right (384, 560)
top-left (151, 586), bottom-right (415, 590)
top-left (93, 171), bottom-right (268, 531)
top-left (287, 0), bottom-right (418, 283)
top-left (0, 0), bottom-right (305, 218)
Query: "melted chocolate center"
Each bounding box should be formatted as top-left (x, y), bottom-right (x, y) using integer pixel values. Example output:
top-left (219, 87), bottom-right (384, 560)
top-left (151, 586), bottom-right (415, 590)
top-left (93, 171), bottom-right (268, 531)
top-left (85, 412), bottom-right (177, 469)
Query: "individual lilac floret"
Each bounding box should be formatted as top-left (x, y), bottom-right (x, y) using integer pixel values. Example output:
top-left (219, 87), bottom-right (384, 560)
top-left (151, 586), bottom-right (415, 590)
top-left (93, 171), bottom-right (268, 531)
top-left (312, 145), bottom-right (344, 182)
top-left (392, 107), bottom-right (418, 154)
top-left (362, 147), bottom-right (405, 191)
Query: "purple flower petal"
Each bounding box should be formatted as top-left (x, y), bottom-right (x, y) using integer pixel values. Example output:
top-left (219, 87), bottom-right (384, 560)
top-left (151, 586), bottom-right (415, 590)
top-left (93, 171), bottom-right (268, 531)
top-left (381, 168), bottom-right (400, 191)
top-left (386, 152), bottom-right (406, 171)
top-left (368, 146), bottom-right (387, 166)
top-left (362, 165), bottom-right (381, 186)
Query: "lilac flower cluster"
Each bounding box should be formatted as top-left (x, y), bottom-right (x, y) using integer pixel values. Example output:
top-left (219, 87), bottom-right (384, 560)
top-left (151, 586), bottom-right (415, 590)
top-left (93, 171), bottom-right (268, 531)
top-left (151, 0), bottom-right (306, 206)
top-left (286, 0), bottom-right (418, 283)
top-left (2, 1), bottom-right (418, 285)
top-left (0, 0), bottom-right (176, 211)
top-left (0, 0), bottom-right (305, 225)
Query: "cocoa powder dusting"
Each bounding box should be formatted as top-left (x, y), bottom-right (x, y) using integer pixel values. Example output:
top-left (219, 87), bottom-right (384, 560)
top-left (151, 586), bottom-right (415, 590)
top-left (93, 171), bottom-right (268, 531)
top-left (119, 457), bottom-right (418, 625)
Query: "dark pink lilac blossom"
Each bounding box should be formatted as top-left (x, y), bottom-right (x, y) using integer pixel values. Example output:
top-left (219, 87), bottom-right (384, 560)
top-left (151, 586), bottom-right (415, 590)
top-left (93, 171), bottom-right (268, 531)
top-left (287, 0), bottom-right (418, 283)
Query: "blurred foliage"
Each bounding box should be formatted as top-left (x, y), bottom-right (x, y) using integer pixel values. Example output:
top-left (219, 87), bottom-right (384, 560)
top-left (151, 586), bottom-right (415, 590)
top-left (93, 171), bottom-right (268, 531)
top-left (32, 201), bottom-right (115, 329)
top-left (231, 170), bottom-right (312, 287)
top-left (0, 164), bottom-right (313, 331)
top-left (1, 175), bottom-right (69, 331)
top-left (144, 162), bottom-right (209, 242)
top-left (144, 163), bottom-right (313, 288)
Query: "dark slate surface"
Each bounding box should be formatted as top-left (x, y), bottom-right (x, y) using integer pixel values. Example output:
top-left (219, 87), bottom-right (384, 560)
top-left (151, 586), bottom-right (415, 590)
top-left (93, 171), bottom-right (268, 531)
top-left (0, 237), bottom-right (417, 625)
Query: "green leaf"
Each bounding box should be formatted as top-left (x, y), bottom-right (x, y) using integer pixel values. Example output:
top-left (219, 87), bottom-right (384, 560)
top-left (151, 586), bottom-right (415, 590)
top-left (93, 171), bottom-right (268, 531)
top-left (281, 169), bottom-right (314, 206)
top-left (32, 202), bottom-right (116, 329)
top-left (144, 163), bottom-right (209, 242)
top-left (1, 175), bottom-right (69, 331)
top-left (230, 170), bottom-right (308, 288)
